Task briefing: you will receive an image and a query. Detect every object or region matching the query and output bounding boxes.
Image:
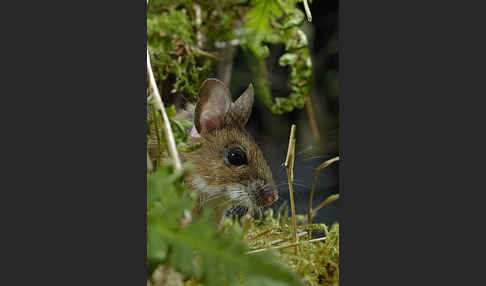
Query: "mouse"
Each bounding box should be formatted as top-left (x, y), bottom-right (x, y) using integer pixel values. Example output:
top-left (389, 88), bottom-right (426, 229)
top-left (148, 78), bottom-right (278, 223)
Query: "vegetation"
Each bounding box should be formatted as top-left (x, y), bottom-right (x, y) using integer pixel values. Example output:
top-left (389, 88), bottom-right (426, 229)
top-left (147, 0), bottom-right (312, 113)
top-left (147, 0), bottom-right (339, 285)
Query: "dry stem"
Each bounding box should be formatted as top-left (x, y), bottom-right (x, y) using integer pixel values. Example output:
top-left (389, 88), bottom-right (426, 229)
top-left (303, 0), bottom-right (312, 22)
top-left (285, 124), bottom-right (298, 253)
top-left (307, 156), bottom-right (340, 226)
top-left (269, 231), bottom-right (307, 246)
top-left (194, 48), bottom-right (218, 59)
top-left (311, 194), bottom-right (340, 218)
top-left (147, 49), bottom-right (182, 171)
top-left (246, 236), bottom-right (326, 255)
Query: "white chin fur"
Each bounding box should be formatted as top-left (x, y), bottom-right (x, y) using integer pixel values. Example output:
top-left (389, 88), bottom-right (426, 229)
top-left (191, 176), bottom-right (252, 208)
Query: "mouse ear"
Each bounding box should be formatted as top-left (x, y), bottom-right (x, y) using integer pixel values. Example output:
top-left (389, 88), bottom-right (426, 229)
top-left (194, 78), bottom-right (232, 137)
top-left (232, 83), bottom-right (254, 126)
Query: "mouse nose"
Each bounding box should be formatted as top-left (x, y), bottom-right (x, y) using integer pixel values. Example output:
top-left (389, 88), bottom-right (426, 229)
top-left (263, 191), bottom-right (277, 206)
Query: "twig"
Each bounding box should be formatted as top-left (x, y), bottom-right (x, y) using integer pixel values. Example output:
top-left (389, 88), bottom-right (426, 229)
top-left (285, 124), bottom-right (298, 253)
top-left (269, 231), bottom-right (307, 246)
top-left (147, 49), bottom-right (182, 171)
top-left (305, 96), bottom-right (320, 142)
top-left (307, 156), bottom-right (339, 227)
top-left (311, 194), bottom-right (340, 218)
top-left (246, 236), bottom-right (326, 255)
top-left (303, 0), bottom-right (312, 22)
top-left (194, 48), bottom-right (218, 59)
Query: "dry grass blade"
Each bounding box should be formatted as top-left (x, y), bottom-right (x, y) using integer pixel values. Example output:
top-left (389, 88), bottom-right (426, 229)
top-left (194, 48), bottom-right (218, 59)
top-left (147, 49), bottom-right (182, 171)
top-left (303, 0), bottom-right (312, 22)
top-left (269, 231), bottom-right (307, 246)
top-left (307, 156), bottom-right (339, 226)
top-left (246, 236), bottom-right (326, 255)
top-left (311, 194), bottom-right (339, 218)
top-left (285, 124), bottom-right (298, 253)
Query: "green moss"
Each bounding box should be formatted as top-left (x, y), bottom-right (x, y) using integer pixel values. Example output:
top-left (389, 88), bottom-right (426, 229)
top-left (239, 209), bottom-right (339, 286)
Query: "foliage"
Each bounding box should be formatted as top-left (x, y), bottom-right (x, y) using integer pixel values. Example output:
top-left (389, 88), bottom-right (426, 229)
top-left (147, 165), bottom-right (306, 286)
top-left (240, 209), bottom-right (339, 286)
top-left (242, 0), bottom-right (312, 114)
top-left (147, 99), bottom-right (203, 168)
top-left (147, 0), bottom-right (312, 114)
top-left (147, 5), bottom-right (209, 100)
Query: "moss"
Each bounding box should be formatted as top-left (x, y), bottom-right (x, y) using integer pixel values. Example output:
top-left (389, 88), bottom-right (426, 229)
top-left (238, 209), bottom-right (339, 286)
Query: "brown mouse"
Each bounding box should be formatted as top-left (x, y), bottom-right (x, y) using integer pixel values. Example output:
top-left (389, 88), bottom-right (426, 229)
top-left (148, 78), bottom-right (278, 223)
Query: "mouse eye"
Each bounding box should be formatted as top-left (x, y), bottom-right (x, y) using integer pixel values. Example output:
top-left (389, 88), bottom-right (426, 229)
top-left (226, 147), bottom-right (247, 166)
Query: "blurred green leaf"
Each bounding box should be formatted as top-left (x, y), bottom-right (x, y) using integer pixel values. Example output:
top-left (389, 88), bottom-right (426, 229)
top-left (147, 165), bottom-right (304, 286)
top-left (279, 53), bottom-right (298, 66)
top-left (244, 0), bottom-right (283, 59)
top-left (243, 1), bottom-right (313, 114)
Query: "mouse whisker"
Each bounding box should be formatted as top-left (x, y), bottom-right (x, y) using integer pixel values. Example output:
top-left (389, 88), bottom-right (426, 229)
top-left (202, 193), bottom-right (228, 204)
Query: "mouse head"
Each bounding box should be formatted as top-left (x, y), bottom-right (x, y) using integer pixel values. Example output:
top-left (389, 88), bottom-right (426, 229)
top-left (185, 78), bottom-right (278, 210)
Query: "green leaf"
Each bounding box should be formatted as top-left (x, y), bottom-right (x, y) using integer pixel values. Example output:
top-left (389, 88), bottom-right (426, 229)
top-left (280, 8), bottom-right (304, 29)
top-left (285, 28), bottom-right (308, 50)
top-left (244, 0), bottom-right (283, 58)
top-left (279, 53), bottom-right (298, 66)
top-left (147, 226), bottom-right (169, 265)
top-left (147, 166), bottom-right (304, 285)
top-left (165, 105), bottom-right (176, 118)
top-left (242, 1), bottom-right (313, 115)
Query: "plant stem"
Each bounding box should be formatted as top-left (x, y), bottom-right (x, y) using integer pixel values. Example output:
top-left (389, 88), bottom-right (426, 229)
top-left (246, 236), bottom-right (326, 255)
top-left (147, 49), bottom-right (182, 171)
top-left (311, 194), bottom-right (340, 218)
top-left (303, 0), bottom-right (312, 22)
top-left (285, 124), bottom-right (298, 254)
top-left (307, 156), bottom-right (340, 232)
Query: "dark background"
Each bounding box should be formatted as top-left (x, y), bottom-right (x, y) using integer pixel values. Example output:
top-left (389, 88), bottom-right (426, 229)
top-left (227, 0), bottom-right (340, 225)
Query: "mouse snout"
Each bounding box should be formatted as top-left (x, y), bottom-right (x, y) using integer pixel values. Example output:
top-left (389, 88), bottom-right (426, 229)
top-left (263, 191), bottom-right (277, 206)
